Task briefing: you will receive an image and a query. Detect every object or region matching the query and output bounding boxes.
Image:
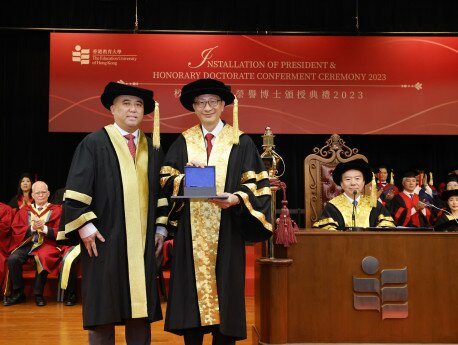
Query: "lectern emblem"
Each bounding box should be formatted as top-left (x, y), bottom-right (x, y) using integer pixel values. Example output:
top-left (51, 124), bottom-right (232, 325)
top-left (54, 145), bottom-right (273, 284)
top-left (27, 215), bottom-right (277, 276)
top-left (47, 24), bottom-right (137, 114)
top-left (353, 256), bottom-right (408, 319)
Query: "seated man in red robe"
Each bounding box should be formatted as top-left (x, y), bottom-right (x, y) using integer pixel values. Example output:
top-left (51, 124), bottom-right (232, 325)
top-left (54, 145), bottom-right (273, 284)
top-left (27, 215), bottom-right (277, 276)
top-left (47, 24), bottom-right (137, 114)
top-left (388, 171), bottom-right (432, 227)
top-left (0, 203), bottom-right (14, 293)
top-left (3, 181), bottom-right (66, 307)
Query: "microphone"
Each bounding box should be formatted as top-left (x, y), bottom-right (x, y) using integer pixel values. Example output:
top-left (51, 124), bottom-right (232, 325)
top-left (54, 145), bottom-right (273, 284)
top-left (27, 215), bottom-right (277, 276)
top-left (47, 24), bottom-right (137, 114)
top-left (352, 190), bottom-right (357, 228)
top-left (421, 201), bottom-right (458, 225)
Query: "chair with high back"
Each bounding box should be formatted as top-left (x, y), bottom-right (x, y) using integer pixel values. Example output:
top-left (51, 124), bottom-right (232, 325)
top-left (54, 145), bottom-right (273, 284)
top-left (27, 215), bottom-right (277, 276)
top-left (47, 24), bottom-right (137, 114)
top-left (303, 134), bottom-right (368, 228)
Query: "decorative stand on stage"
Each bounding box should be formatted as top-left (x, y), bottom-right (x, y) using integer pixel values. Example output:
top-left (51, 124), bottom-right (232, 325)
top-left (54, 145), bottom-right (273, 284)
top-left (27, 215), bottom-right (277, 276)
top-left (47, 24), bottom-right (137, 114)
top-left (253, 127), bottom-right (294, 345)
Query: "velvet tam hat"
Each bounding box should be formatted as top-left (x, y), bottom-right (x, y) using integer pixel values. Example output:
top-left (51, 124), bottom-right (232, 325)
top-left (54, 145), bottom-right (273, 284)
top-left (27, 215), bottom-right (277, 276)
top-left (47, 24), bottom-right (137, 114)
top-left (441, 189), bottom-right (458, 201)
top-left (100, 82), bottom-right (155, 114)
top-left (445, 173), bottom-right (458, 184)
top-left (179, 78), bottom-right (235, 111)
top-left (332, 159), bottom-right (373, 185)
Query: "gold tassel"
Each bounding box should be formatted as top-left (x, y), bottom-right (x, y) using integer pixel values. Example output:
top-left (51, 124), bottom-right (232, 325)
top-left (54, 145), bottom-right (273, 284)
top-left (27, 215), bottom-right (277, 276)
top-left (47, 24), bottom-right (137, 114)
top-left (152, 101), bottom-right (160, 149)
top-left (429, 172), bottom-right (434, 186)
top-left (390, 170), bottom-right (394, 185)
top-left (370, 172), bottom-right (377, 208)
top-left (232, 97), bottom-right (239, 145)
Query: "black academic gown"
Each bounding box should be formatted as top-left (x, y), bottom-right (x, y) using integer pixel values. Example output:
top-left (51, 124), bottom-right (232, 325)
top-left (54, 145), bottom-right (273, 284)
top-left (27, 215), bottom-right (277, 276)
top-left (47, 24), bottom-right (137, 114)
top-left (58, 127), bottom-right (163, 329)
top-left (313, 194), bottom-right (395, 230)
top-left (157, 126), bottom-right (272, 339)
top-left (434, 212), bottom-right (458, 231)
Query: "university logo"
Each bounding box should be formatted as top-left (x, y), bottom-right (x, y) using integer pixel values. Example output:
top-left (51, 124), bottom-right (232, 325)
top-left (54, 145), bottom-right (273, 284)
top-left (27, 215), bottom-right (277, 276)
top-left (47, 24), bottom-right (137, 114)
top-left (353, 256), bottom-right (408, 319)
top-left (72, 45), bottom-right (90, 65)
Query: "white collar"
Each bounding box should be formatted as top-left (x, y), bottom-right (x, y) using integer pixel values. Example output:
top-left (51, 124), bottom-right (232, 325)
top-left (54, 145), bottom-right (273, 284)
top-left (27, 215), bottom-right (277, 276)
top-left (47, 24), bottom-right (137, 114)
top-left (113, 123), bottom-right (140, 143)
top-left (202, 120), bottom-right (224, 138)
top-left (343, 193), bottom-right (361, 204)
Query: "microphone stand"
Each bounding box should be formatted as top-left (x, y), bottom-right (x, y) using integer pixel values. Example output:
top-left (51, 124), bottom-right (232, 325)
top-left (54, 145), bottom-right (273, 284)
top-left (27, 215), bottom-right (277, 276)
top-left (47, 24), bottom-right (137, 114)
top-left (352, 190), bottom-right (357, 228)
top-left (422, 201), bottom-right (458, 225)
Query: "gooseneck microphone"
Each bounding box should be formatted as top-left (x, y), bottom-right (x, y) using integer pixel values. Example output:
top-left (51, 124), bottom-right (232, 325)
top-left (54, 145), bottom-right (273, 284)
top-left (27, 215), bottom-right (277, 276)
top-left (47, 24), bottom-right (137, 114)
top-left (352, 190), bottom-right (357, 228)
top-left (422, 201), bottom-right (458, 225)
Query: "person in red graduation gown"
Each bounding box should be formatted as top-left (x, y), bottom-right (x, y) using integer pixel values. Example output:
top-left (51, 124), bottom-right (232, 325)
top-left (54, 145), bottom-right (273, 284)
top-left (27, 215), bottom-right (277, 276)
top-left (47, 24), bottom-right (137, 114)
top-left (0, 203), bottom-right (14, 293)
top-left (3, 181), bottom-right (64, 307)
top-left (388, 171), bottom-right (432, 227)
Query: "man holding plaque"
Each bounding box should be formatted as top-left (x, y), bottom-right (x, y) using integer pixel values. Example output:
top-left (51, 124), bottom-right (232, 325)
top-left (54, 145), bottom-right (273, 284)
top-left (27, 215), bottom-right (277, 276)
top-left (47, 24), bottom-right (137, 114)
top-left (156, 78), bottom-right (272, 344)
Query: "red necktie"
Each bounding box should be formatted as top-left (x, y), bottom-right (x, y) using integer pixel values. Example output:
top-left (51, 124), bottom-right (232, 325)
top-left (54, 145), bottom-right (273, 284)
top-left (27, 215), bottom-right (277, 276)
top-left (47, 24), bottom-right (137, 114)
top-left (205, 133), bottom-right (214, 159)
top-left (124, 134), bottom-right (136, 160)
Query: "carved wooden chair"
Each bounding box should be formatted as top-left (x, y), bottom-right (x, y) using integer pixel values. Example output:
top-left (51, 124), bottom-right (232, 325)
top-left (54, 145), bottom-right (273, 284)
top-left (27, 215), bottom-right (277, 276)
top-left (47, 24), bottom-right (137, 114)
top-left (304, 134), bottom-right (368, 228)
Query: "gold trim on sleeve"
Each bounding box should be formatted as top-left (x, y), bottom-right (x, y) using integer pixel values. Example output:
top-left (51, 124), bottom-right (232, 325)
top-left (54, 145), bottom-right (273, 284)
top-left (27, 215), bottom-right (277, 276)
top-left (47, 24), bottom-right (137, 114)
top-left (312, 217), bottom-right (339, 229)
top-left (240, 170), bottom-right (269, 184)
top-left (155, 216), bottom-right (168, 225)
top-left (157, 198), bottom-right (168, 208)
top-left (64, 190), bottom-right (92, 205)
top-left (65, 211), bottom-right (97, 233)
top-left (160, 166), bottom-right (181, 176)
top-left (241, 183), bottom-right (271, 197)
top-left (56, 230), bottom-right (68, 241)
top-left (234, 191), bottom-right (273, 232)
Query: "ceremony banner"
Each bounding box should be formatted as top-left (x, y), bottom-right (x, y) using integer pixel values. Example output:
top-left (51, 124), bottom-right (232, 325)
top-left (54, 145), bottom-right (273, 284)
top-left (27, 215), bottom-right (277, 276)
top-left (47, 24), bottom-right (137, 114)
top-left (49, 33), bottom-right (458, 134)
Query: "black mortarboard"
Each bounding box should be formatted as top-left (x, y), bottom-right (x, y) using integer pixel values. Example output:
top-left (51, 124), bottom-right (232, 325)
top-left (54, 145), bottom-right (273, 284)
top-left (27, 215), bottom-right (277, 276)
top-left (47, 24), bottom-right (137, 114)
top-left (179, 78), bottom-right (235, 112)
top-left (332, 159), bottom-right (373, 185)
top-left (100, 82), bottom-right (155, 114)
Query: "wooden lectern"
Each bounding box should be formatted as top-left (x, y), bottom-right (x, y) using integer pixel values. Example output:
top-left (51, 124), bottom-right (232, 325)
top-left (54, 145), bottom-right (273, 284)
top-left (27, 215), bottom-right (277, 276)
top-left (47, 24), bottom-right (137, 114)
top-left (253, 230), bottom-right (458, 344)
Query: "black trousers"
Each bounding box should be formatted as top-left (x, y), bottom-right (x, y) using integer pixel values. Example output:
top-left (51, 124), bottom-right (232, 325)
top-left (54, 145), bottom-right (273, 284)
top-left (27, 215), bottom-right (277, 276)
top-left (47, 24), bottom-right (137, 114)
top-left (88, 318), bottom-right (151, 345)
top-left (7, 243), bottom-right (48, 295)
top-left (183, 326), bottom-right (236, 345)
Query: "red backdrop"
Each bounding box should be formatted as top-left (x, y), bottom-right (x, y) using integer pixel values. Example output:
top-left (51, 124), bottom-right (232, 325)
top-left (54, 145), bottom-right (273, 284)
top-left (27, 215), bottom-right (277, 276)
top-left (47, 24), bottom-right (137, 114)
top-left (49, 33), bottom-right (458, 134)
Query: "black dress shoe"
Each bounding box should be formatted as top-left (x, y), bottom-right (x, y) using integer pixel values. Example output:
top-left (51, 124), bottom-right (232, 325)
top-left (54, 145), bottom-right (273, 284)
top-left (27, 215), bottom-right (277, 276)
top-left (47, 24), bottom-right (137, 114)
top-left (3, 292), bottom-right (26, 306)
top-left (64, 293), bottom-right (76, 306)
top-left (35, 295), bottom-right (47, 307)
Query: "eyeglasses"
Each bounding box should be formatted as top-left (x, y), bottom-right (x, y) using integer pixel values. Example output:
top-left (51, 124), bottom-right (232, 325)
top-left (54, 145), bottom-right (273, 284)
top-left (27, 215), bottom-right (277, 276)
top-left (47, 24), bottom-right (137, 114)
top-left (193, 99), bottom-right (221, 109)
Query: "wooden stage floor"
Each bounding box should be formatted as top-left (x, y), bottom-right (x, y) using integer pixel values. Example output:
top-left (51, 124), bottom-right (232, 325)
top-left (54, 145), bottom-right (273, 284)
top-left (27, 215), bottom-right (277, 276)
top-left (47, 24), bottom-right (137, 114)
top-left (0, 297), bottom-right (254, 345)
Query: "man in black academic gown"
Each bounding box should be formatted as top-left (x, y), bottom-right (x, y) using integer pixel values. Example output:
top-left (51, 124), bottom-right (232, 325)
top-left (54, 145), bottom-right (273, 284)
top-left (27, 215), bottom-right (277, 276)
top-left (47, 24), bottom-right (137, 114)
top-left (313, 159), bottom-right (395, 230)
top-left (156, 78), bottom-right (272, 344)
top-left (58, 82), bottom-right (164, 344)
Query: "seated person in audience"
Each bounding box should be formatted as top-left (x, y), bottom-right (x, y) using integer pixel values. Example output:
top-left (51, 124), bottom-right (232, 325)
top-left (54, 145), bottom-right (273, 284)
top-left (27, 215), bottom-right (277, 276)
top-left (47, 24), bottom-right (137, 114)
top-left (376, 164), bottom-right (399, 205)
top-left (0, 203), bottom-right (14, 293)
top-left (313, 159), bottom-right (395, 230)
top-left (388, 171), bottom-right (432, 227)
top-left (433, 174), bottom-right (458, 209)
top-left (3, 181), bottom-right (66, 307)
top-left (445, 174), bottom-right (458, 190)
top-left (414, 169), bottom-right (437, 204)
top-left (434, 189), bottom-right (458, 231)
top-left (8, 173), bottom-right (34, 213)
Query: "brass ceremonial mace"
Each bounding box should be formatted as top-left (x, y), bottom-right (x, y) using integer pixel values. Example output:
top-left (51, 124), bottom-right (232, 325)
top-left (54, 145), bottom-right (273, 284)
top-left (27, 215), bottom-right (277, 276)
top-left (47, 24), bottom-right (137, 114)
top-left (260, 127), bottom-right (284, 259)
top-left (255, 128), bottom-right (292, 345)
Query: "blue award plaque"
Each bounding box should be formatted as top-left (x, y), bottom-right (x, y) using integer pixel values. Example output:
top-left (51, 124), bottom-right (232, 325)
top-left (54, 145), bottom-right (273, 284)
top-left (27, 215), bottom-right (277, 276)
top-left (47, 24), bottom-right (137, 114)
top-left (171, 166), bottom-right (228, 200)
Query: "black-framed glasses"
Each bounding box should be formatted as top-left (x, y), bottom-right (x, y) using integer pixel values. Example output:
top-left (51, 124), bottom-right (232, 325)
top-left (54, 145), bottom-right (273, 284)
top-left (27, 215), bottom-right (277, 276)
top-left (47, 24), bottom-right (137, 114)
top-left (193, 99), bottom-right (221, 109)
